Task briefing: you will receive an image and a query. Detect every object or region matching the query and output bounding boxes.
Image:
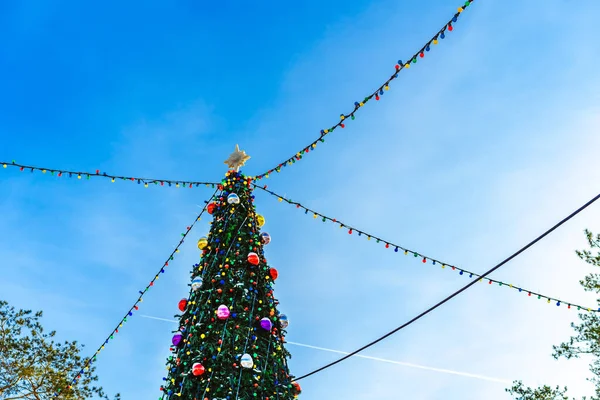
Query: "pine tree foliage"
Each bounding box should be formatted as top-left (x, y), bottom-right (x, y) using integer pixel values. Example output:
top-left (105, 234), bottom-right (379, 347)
top-left (507, 230), bottom-right (600, 399)
top-left (506, 381), bottom-right (570, 400)
top-left (0, 300), bottom-right (119, 400)
top-left (160, 170), bottom-right (300, 400)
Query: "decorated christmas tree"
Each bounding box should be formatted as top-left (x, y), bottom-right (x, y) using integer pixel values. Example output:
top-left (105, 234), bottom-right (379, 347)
top-left (160, 145), bottom-right (301, 400)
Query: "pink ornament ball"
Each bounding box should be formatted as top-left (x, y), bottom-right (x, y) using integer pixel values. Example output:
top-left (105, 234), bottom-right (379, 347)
top-left (217, 305), bottom-right (230, 320)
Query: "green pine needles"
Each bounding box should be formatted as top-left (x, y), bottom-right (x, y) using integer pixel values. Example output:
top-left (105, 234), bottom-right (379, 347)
top-left (160, 170), bottom-right (300, 400)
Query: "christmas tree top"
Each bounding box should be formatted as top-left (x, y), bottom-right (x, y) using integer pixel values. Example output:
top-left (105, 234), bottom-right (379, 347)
top-left (160, 145), bottom-right (301, 400)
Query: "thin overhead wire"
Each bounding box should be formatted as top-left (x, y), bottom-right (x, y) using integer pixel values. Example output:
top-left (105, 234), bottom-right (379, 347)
top-left (294, 190), bottom-right (600, 381)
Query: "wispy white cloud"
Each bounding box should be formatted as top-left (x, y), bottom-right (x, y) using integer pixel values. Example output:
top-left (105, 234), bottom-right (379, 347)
top-left (138, 314), bottom-right (511, 384)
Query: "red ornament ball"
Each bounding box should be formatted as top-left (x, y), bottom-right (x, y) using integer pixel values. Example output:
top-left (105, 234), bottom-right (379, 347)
top-left (247, 252), bottom-right (260, 265)
top-left (178, 299), bottom-right (187, 312)
top-left (192, 362), bottom-right (205, 376)
top-left (269, 268), bottom-right (279, 281)
top-left (207, 203), bottom-right (217, 214)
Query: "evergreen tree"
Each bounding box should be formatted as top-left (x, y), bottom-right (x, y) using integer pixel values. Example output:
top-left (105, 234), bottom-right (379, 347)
top-left (160, 147), bottom-right (300, 400)
top-left (0, 300), bottom-right (119, 400)
top-left (507, 230), bottom-right (600, 399)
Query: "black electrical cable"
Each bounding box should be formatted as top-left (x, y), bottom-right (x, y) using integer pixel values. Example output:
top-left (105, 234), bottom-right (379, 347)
top-left (295, 190), bottom-right (600, 381)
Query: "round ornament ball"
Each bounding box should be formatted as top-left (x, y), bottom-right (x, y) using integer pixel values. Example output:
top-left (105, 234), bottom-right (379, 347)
top-left (192, 362), bottom-right (205, 376)
top-left (279, 314), bottom-right (289, 329)
top-left (172, 332), bottom-right (183, 346)
top-left (227, 193), bottom-right (240, 204)
top-left (269, 267), bottom-right (278, 281)
top-left (256, 214), bottom-right (265, 227)
top-left (247, 252), bottom-right (260, 266)
top-left (191, 277), bottom-right (202, 291)
top-left (217, 305), bottom-right (230, 320)
top-left (197, 237), bottom-right (208, 250)
top-left (207, 202), bottom-right (217, 214)
top-left (292, 381), bottom-right (302, 394)
top-left (261, 232), bottom-right (271, 245)
top-left (240, 353), bottom-right (253, 368)
top-left (178, 299), bottom-right (188, 312)
top-left (260, 317), bottom-right (272, 331)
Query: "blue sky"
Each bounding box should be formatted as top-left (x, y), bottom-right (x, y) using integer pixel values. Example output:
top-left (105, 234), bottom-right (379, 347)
top-left (1, 0), bottom-right (600, 399)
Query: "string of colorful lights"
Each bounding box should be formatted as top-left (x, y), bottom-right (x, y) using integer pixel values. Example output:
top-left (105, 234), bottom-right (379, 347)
top-left (3, 157), bottom-right (593, 311)
top-left (52, 189), bottom-right (220, 399)
top-left (253, 183), bottom-right (599, 312)
top-left (294, 190), bottom-right (600, 381)
top-left (1, 160), bottom-right (218, 188)
top-left (253, 0), bottom-right (474, 181)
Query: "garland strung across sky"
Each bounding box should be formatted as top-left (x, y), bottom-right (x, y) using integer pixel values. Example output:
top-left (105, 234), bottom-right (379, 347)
top-left (254, 184), bottom-right (599, 312)
top-left (51, 189), bottom-right (219, 399)
top-left (1, 160), bottom-right (218, 188)
top-left (4, 156), bottom-right (594, 312)
top-left (253, 0), bottom-right (475, 181)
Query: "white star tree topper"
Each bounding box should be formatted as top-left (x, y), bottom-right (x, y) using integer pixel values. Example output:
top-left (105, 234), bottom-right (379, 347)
top-left (223, 144), bottom-right (251, 171)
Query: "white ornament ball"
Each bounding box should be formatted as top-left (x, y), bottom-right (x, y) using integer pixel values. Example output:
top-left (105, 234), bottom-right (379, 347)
top-left (279, 314), bottom-right (289, 329)
top-left (191, 276), bottom-right (202, 291)
top-left (240, 353), bottom-right (253, 368)
top-left (227, 193), bottom-right (240, 204)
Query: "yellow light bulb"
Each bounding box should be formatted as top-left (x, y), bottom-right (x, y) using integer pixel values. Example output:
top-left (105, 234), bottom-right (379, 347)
top-left (433, 39), bottom-right (438, 45)
top-left (2, 164), bottom-right (6, 168)
top-left (77, 175), bottom-right (81, 179)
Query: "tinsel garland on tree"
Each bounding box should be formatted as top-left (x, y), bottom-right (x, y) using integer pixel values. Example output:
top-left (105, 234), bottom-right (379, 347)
top-left (160, 167), bottom-right (300, 400)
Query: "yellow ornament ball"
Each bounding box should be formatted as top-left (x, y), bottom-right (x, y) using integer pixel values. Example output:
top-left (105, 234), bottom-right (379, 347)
top-left (256, 214), bottom-right (265, 227)
top-left (197, 237), bottom-right (208, 250)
